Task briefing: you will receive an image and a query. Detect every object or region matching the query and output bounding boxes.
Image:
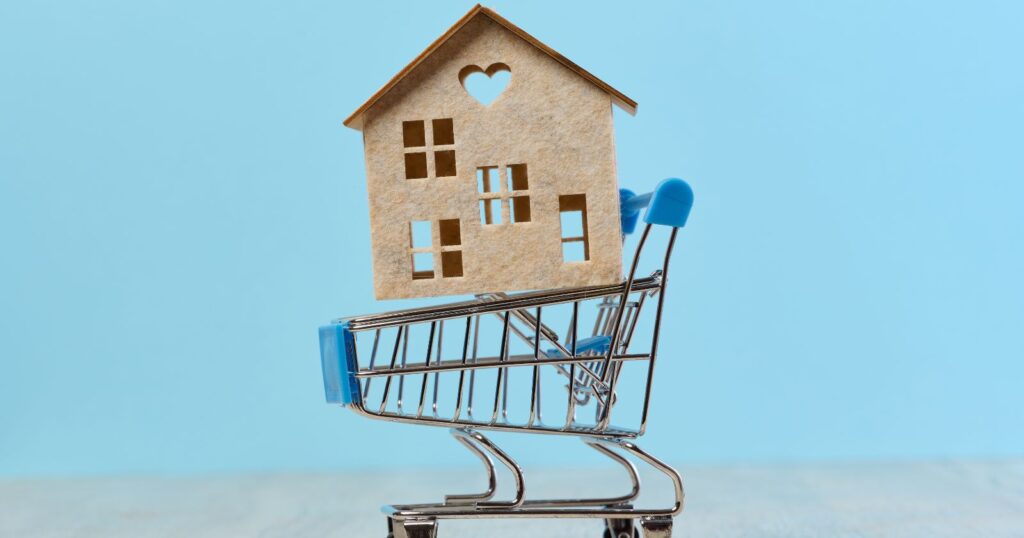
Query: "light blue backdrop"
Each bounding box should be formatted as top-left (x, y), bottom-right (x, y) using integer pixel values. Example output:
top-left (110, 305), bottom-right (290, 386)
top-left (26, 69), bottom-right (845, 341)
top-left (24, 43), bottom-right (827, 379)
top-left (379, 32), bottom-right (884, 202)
top-left (1, 0), bottom-right (1022, 476)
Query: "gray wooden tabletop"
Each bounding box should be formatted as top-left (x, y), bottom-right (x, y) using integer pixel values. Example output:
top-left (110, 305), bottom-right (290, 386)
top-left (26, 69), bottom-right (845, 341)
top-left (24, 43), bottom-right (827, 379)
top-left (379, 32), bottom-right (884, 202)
top-left (2, 460), bottom-right (1022, 537)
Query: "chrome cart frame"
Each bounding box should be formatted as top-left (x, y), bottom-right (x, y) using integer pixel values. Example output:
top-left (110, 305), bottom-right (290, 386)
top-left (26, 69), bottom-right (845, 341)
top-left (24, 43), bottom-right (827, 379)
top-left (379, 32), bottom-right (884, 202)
top-left (320, 179), bottom-right (694, 538)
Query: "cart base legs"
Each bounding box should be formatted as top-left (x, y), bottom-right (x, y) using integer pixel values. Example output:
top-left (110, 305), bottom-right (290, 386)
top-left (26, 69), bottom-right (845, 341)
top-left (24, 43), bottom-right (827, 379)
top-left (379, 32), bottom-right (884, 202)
top-left (382, 433), bottom-right (681, 538)
top-left (387, 517), bottom-right (672, 538)
top-left (388, 517), bottom-right (437, 538)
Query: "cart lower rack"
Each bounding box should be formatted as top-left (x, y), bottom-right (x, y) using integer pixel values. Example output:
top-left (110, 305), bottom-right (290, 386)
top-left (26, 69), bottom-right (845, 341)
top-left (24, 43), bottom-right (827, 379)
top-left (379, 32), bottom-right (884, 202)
top-left (320, 179), bottom-right (694, 538)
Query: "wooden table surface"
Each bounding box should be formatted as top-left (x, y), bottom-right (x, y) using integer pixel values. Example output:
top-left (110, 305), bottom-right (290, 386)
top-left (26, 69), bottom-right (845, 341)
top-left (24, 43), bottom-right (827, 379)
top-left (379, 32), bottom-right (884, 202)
top-left (2, 460), bottom-right (1022, 537)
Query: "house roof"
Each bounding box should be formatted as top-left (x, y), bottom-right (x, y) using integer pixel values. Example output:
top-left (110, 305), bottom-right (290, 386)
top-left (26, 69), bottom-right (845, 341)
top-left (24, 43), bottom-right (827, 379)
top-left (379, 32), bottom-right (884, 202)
top-left (343, 4), bottom-right (637, 130)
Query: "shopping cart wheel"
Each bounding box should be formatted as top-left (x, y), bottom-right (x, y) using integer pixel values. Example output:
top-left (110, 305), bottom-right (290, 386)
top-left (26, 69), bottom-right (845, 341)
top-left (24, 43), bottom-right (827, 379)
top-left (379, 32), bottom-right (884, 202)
top-left (603, 517), bottom-right (640, 538)
top-left (638, 516), bottom-right (673, 538)
top-left (387, 517), bottom-right (437, 538)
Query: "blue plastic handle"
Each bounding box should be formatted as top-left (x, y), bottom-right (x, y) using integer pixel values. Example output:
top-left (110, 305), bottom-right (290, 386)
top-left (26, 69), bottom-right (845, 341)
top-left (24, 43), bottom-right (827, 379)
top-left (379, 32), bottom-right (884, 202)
top-left (319, 322), bottom-right (361, 406)
top-left (645, 178), bottom-right (693, 228)
top-left (619, 178), bottom-right (694, 233)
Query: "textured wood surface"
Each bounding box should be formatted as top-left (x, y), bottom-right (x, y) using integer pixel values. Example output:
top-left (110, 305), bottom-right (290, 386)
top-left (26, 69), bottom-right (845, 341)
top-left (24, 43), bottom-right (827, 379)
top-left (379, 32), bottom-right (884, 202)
top-left (2, 460), bottom-right (1022, 537)
top-left (359, 8), bottom-right (624, 300)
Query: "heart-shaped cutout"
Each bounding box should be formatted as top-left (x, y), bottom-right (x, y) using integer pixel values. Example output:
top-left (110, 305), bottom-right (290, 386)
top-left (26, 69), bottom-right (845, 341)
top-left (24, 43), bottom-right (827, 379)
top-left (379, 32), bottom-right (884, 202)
top-left (459, 63), bottom-right (511, 106)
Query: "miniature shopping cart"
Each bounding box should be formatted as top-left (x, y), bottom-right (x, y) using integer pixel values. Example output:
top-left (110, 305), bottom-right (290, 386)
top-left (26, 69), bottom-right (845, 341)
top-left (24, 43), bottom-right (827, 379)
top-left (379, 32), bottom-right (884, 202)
top-left (320, 179), bottom-right (694, 538)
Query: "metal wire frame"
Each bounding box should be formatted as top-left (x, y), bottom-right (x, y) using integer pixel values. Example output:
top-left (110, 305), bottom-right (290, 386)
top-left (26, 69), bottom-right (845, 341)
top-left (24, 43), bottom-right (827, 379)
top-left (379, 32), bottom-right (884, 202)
top-left (596, 224), bottom-right (679, 431)
top-left (329, 220), bottom-right (687, 538)
top-left (339, 276), bottom-right (662, 331)
top-left (338, 222), bottom-right (678, 441)
top-left (348, 288), bottom-right (654, 437)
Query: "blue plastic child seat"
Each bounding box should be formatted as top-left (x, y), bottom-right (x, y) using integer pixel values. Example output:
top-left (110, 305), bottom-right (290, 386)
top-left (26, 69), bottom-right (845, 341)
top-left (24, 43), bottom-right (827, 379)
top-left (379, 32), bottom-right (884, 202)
top-left (545, 335), bottom-right (612, 358)
top-left (619, 189), bottom-right (642, 235)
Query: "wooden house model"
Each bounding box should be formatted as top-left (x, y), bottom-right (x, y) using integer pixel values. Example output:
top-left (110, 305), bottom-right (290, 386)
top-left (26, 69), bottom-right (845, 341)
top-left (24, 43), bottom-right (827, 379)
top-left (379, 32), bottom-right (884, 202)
top-left (346, 5), bottom-right (637, 300)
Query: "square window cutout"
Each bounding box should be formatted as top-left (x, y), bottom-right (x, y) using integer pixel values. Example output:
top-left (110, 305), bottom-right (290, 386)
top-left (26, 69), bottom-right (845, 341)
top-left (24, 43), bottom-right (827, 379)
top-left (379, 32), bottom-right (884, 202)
top-left (435, 150), bottom-right (457, 177)
top-left (511, 196), bottom-right (531, 223)
top-left (410, 221), bottom-right (432, 248)
top-left (405, 152), bottom-right (428, 179)
top-left (432, 118), bottom-right (454, 145)
top-left (560, 210), bottom-right (584, 238)
top-left (441, 250), bottom-right (463, 277)
top-left (412, 252), bottom-right (434, 279)
top-left (477, 167), bottom-right (497, 193)
top-left (562, 241), bottom-right (587, 263)
top-left (508, 164), bottom-right (528, 191)
top-left (480, 198), bottom-right (502, 225)
top-left (403, 120), bottom-right (425, 147)
top-left (438, 219), bottom-right (461, 246)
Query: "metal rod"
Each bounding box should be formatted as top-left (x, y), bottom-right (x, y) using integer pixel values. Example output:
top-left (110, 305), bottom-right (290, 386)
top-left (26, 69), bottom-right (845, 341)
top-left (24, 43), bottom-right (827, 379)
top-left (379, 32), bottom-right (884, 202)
top-left (467, 315), bottom-right (480, 418)
top-left (383, 436), bottom-right (682, 519)
top-left (527, 307), bottom-right (542, 426)
top-left (356, 353), bottom-right (649, 378)
top-left (596, 437), bottom-right (684, 516)
top-left (490, 312), bottom-right (511, 425)
top-left (638, 228), bottom-right (678, 436)
top-left (622, 289), bottom-right (651, 351)
top-left (362, 329), bottom-right (381, 398)
top-left (378, 326), bottom-right (405, 414)
top-left (432, 320), bottom-right (444, 416)
top-left (520, 439), bottom-right (641, 507)
top-left (565, 301), bottom-right (579, 428)
top-left (343, 277), bottom-right (662, 332)
top-left (397, 323), bottom-right (410, 413)
top-left (597, 224), bottom-right (652, 429)
top-left (444, 429), bottom-right (497, 505)
top-left (452, 317), bottom-right (472, 422)
top-left (496, 310), bottom-right (575, 361)
top-left (475, 292), bottom-right (562, 345)
top-left (617, 304), bottom-right (635, 353)
top-left (353, 404), bottom-right (639, 439)
top-left (592, 302), bottom-right (606, 337)
top-left (602, 299), bottom-right (618, 336)
top-left (416, 321), bottom-right (437, 418)
top-left (464, 430), bottom-right (526, 508)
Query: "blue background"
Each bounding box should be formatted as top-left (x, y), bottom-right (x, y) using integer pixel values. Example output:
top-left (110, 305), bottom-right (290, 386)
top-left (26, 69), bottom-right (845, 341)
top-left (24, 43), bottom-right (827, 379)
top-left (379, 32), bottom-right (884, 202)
top-left (1, 0), bottom-right (1021, 476)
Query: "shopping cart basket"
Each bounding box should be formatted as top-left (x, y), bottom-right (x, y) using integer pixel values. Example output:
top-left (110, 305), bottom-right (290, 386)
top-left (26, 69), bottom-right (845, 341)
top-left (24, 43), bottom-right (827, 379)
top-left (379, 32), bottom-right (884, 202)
top-left (320, 178), bottom-right (694, 538)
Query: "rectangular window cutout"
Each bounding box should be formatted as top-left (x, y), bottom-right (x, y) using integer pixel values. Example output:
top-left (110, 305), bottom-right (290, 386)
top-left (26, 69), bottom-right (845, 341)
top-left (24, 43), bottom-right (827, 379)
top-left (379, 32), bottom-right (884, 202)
top-left (559, 210), bottom-right (584, 238)
top-left (510, 195), bottom-right (531, 223)
top-left (438, 219), bottom-right (461, 246)
top-left (432, 118), bottom-right (454, 145)
top-left (559, 193), bottom-right (587, 212)
top-left (403, 120), bottom-right (425, 148)
top-left (410, 220), bottom-right (432, 248)
top-left (405, 152), bottom-right (428, 179)
top-left (441, 250), bottom-right (463, 277)
top-left (477, 166), bottom-right (497, 193)
top-left (559, 194), bottom-right (589, 262)
top-left (508, 164), bottom-right (528, 191)
top-left (412, 252), bottom-right (434, 279)
top-left (562, 241), bottom-right (587, 263)
top-left (435, 150), bottom-right (457, 177)
top-left (480, 198), bottom-right (502, 225)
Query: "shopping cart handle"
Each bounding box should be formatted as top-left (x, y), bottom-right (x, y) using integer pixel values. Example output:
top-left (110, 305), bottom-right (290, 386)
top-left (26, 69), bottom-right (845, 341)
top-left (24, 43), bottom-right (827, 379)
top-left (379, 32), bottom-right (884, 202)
top-left (319, 322), bottom-right (361, 406)
top-left (619, 178), bottom-right (694, 234)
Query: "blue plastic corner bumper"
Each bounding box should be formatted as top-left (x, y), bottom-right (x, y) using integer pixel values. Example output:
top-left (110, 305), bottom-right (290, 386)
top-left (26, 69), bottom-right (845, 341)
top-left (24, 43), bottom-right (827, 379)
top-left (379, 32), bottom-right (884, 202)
top-left (319, 322), bottom-right (361, 406)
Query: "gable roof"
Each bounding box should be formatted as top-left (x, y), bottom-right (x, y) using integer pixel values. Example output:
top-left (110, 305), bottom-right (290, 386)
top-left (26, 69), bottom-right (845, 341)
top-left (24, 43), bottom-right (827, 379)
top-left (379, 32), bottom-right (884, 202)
top-left (344, 4), bottom-right (637, 130)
